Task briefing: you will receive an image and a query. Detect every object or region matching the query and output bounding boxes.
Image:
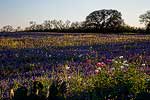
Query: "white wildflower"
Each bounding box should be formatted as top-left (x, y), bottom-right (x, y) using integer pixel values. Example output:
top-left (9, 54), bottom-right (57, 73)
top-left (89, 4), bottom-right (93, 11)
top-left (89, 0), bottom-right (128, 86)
top-left (119, 61), bottom-right (122, 64)
top-left (119, 56), bottom-right (123, 59)
top-left (115, 61), bottom-right (118, 63)
top-left (97, 67), bottom-right (102, 71)
top-left (142, 64), bottom-right (146, 66)
top-left (123, 60), bottom-right (128, 64)
top-left (123, 63), bottom-right (129, 67)
top-left (68, 76), bottom-right (71, 79)
top-left (95, 69), bottom-right (99, 73)
top-left (146, 78), bottom-right (150, 82)
top-left (49, 54), bottom-right (52, 57)
top-left (65, 65), bottom-right (70, 70)
top-left (120, 66), bottom-right (124, 69)
top-left (112, 59), bottom-right (115, 62)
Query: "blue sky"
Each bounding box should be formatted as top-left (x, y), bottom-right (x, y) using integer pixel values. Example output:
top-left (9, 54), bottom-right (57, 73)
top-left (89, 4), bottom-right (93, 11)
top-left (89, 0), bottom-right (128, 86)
top-left (0, 0), bottom-right (150, 28)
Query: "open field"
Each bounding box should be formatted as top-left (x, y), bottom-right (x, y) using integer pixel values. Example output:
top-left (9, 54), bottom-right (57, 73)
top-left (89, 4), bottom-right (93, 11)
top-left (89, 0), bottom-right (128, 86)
top-left (1, 32), bottom-right (150, 100)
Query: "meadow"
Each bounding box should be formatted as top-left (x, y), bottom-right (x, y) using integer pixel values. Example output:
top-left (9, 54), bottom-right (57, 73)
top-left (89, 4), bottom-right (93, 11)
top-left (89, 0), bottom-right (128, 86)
top-left (1, 32), bottom-right (150, 100)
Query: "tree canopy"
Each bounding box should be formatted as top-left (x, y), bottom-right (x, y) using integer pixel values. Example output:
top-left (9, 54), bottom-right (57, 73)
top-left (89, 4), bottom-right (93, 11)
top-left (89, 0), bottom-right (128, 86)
top-left (0, 9), bottom-right (148, 33)
top-left (139, 10), bottom-right (150, 31)
top-left (85, 9), bottom-right (124, 32)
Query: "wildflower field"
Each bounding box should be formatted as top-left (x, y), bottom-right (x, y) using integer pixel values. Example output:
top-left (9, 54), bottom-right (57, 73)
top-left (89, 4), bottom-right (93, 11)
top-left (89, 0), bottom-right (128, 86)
top-left (1, 32), bottom-right (150, 100)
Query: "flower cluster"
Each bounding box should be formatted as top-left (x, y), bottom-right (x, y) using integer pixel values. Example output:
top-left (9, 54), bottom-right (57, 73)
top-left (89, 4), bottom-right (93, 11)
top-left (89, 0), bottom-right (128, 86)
top-left (1, 34), bottom-right (150, 99)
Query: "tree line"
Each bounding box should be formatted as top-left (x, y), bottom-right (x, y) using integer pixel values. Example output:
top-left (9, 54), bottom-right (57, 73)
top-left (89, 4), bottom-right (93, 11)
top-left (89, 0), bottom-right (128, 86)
top-left (0, 9), bottom-right (150, 33)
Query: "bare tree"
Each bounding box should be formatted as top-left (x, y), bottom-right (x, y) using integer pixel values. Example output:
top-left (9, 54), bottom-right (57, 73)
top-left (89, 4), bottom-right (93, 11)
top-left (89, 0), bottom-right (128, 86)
top-left (15, 26), bottom-right (22, 32)
top-left (43, 20), bottom-right (53, 30)
top-left (70, 21), bottom-right (82, 29)
top-left (64, 20), bottom-right (71, 29)
top-left (35, 24), bottom-right (44, 31)
top-left (29, 21), bottom-right (37, 31)
top-left (1, 25), bottom-right (14, 32)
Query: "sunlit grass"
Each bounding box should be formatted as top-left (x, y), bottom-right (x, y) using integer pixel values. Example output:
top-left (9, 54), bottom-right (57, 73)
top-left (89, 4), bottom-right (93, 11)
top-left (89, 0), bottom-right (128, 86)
top-left (1, 34), bottom-right (150, 49)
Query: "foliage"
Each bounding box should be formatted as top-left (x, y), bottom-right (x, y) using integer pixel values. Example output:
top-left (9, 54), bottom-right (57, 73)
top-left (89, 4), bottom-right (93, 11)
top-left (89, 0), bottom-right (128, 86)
top-left (1, 34), bottom-right (150, 99)
top-left (85, 9), bottom-right (124, 32)
top-left (1, 56), bottom-right (150, 100)
top-left (1, 9), bottom-right (150, 33)
top-left (139, 10), bottom-right (150, 32)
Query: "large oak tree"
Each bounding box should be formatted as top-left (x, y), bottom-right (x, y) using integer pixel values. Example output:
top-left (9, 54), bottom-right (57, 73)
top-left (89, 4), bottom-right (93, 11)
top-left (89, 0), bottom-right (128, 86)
top-left (85, 9), bottom-right (124, 32)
